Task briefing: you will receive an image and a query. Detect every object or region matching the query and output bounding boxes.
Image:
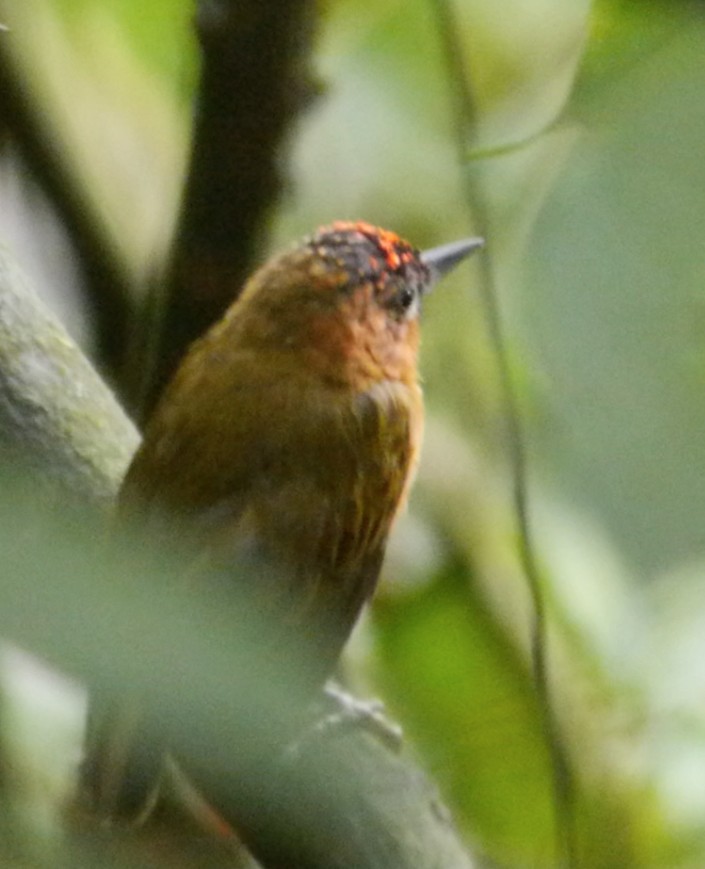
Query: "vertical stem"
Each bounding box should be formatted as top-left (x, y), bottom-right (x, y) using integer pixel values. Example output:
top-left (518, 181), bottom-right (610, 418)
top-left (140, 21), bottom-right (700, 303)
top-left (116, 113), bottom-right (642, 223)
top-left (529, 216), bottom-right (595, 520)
top-left (429, 1), bottom-right (576, 864)
top-left (0, 41), bottom-right (134, 386)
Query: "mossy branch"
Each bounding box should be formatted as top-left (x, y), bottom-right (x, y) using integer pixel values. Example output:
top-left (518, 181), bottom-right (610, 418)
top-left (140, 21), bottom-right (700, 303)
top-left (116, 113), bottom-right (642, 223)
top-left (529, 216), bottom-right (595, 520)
top-left (0, 244), bottom-right (138, 503)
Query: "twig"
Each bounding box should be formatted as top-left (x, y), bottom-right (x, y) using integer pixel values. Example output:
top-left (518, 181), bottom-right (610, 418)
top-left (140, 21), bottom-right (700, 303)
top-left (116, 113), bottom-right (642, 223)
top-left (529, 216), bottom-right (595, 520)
top-left (429, 1), bottom-right (577, 865)
top-left (0, 41), bottom-right (135, 385)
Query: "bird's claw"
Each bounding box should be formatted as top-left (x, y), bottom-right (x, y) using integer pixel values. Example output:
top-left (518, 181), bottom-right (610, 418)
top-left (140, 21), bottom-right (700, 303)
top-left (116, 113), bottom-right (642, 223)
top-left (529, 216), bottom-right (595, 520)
top-left (284, 683), bottom-right (403, 761)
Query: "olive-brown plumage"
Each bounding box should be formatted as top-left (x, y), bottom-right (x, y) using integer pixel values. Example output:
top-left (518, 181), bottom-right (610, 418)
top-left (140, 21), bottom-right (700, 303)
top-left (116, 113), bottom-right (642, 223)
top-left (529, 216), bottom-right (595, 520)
top-left (82, 221), bottom-right (482, 820)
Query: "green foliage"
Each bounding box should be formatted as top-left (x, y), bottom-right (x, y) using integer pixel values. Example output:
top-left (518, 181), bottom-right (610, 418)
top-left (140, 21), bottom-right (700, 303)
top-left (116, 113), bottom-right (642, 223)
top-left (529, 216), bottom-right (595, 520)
top-left (2, 0), bottom-right (705, 866)
top-left (376, 566), bottom-right (556, 864)
top-left (51, 0), bottom-right (197, 92)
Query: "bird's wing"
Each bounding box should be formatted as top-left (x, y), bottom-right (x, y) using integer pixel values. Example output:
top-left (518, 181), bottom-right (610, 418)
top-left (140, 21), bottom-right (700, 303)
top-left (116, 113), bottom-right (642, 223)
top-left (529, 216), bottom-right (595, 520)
top-left (83, 357), bottom-right (420, 821)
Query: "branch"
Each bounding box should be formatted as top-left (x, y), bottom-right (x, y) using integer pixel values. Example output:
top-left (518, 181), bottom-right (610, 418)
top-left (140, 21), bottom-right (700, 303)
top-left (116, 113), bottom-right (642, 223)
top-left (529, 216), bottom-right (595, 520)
top-left (199, 726), bottom-right (476, 869)
top-left (0, 243), bottom-right (138, 503)
top-left (137, 0), bottom-right (320, 413)
top-left (0, 243), bottom-right (476, 868)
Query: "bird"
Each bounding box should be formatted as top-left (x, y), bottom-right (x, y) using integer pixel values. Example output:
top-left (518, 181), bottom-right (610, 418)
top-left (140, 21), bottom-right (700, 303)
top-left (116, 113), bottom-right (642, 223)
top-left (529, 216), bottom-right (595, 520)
top-left (81, 220), bottom-right (483, 824)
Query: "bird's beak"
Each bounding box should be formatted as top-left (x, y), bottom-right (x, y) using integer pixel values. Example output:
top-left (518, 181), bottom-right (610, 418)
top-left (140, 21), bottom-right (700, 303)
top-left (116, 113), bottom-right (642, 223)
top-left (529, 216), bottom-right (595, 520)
top-left (421, 237), bottom-right (484, 289)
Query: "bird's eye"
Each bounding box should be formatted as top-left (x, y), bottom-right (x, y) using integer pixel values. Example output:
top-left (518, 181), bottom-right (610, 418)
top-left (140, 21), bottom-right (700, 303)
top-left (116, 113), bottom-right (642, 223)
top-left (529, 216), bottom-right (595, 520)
top-left (398, 286), bottom-right (416, 311)
top-left (381, 280), bottom-right (421, 320)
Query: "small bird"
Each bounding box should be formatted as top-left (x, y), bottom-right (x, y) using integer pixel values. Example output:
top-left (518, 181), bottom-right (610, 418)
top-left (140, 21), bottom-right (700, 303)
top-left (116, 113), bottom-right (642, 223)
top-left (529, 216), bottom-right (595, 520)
top-left (82, 220), bottom-right (482, 822)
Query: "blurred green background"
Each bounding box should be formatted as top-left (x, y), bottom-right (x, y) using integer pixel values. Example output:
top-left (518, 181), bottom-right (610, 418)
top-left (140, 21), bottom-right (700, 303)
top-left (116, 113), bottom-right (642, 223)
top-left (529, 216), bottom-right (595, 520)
top-left (1, 0), bottom-right (705, 866)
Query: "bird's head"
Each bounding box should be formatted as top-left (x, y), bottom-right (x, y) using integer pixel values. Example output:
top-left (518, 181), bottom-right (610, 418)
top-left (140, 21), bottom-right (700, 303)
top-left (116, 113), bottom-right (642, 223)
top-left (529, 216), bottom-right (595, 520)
top-left (223, 221), bottom-right (483, 389)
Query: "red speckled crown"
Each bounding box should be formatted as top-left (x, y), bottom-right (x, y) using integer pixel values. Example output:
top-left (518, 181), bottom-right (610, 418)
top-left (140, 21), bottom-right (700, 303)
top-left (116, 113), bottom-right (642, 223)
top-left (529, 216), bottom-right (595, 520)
top-left (306, 221), bottom-right (430, 293)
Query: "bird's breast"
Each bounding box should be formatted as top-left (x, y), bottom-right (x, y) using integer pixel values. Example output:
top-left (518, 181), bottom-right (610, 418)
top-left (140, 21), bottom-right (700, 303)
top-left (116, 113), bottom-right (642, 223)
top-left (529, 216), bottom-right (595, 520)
top-left (255, 378), bottom-right (422, 601)
top-left (236, 376), bottom-right (422, 672)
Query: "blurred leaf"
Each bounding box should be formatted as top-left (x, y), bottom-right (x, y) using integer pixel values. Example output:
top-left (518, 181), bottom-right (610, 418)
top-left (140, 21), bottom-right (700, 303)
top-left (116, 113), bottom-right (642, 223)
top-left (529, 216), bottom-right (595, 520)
top-left (374, 565), bottom-right (556, 864)
top-left (0, 0), bottom-right (193, 277)
top-left (524, 19), bottom-right (705, 577)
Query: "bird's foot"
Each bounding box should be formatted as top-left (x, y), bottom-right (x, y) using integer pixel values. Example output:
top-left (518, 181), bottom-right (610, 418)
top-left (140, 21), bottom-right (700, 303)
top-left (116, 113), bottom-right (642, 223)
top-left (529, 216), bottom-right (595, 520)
top-left (285, 682), bottom-right (403, 761)
top-left (322, 683), bottom-right (404, 749)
